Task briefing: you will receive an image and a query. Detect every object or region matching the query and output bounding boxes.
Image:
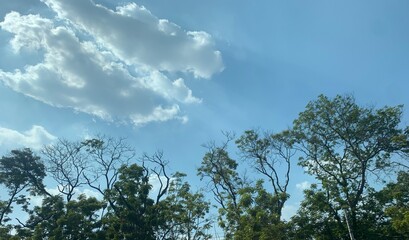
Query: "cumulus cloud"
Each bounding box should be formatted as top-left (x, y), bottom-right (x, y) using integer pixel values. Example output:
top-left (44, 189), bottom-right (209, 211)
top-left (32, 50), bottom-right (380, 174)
top-left (0, 125), bottom-right (57, 150)
top-left (0, 0), bottom-right (223, 125)
top-left (42, 0), bottom-right (223, 78)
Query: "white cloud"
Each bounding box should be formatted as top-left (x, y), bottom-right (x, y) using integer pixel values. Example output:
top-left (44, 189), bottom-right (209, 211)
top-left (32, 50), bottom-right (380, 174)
top-left (131, 105), bottom-right (188, 126)
top-left (296, 181), bottom-right (311, 191)
top-left (0, 125), bottom-right (57, 150)
top-left (41, 0), bottom-right (223, 78)
top-left (0, 0), bottom-right (222, 126)
top-left (0, 12), bottom-right (53, 53)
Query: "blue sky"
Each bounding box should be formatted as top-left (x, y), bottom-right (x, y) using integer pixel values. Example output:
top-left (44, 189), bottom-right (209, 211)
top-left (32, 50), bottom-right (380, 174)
top-left (1, 0), bottom-right (409, 219)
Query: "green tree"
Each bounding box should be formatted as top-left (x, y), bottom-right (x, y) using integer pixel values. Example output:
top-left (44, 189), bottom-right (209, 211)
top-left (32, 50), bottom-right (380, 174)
top-left (289, 176), bottom-right (408, 239)
top-left (102, 163), bottom-right (156, 240)
top-left (22, 194), bottom-right (104, 240)
top-left (292, 94), bottom-right (407, 239)
top-left (289, 184), bottom-right (347, 240)
top-left (81, 136), bottom-right (136, 216)
top-left (381, 171), bottom-right (409, 237)
top-left (29, 195), bottom-right (65, 240)
top-left (0, 149), bottom-right (49, 226)
top-left (197, 133), bottom-right (243, 239)
top-left (198, 132), bottom-right (290, 239)
top-left (57, 194), bottom-right (105, 239)
top-left (236, 129), bottom-right (295, 220)
top-left (234, 180), bottom-right (289, 240)
top-left (156, 172), bottom-right (212, 240)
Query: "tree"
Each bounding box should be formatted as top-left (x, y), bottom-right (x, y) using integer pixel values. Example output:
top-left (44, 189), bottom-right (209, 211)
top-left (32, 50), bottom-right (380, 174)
top-left (234, 180), bottom-right (289, 240)
top-left (20, 194), bottom-right (104, 240)
top-left (289, 184), bottom-right (348, 240)
top-left (42, 139), bottom-right (87, 202)
top-left (292, 94), bottom-right (407, 239)
top-left (28, 195), bottom-right (66, 239)
top-left (236, 129), bottom-right (295, 220)
top-left (156, 172), bottom-right (212, 240)
top-left (81, 136), bottom-right (136, 205)
top-left (140, 151), bottom-right (171, 205)
top-left (394, 126), bottom-right (409, 169)
top-left (102, 163), bottom-right (156, 240)
top-left (290, 175), bottom-right (409, 240)
top-left (55, 194), bottom-right (105, 239)
top-left (197, 133), bottom-right (243, 239)
top-left (381, 171), bottom-right (409, 237)
top-left (198, 132), bottom-right (290, 239)
top-left (0, 149), bottom-right (49, 226)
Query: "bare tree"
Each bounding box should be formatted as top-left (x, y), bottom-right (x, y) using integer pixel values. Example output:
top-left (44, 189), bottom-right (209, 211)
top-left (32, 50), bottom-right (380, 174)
top-left (140, 151), bottom-right (171, 204)
top-left (42, 139), bottom-right (87, 202)
top-left (81, 135), bottom-right (136, 209)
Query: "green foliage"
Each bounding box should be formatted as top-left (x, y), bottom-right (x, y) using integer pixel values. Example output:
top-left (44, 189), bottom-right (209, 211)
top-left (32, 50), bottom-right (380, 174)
top-left (30, 195), bottom-right (65, 239)
top-left (57, 195), bottom-right (104, 239)
top-left (103, 164), bottom-right (156, 240)
top-left (20, 194), bottom-right (104, 240)
top-left (198, 133), bottom-right (291, 239)
top-left (197, 136), bottom-right (243, 238)
top-left (156, 172), bottom-right (212, 240)
top-left (236, 129), bottom-right (294, 220)
top-left (234, 180), bottom-right (289, 240)
top-left (0, 149), bottom-right (47, 225)
top-left (0, 148), bottom-right (47, 194)
top-left (0, 144), bottom-right (214, 239)
top-left (292, 94), bottom-right (407, 238)
top-left (382, 171), bottom-right (409, 237)
top-left (289, 184), bottom-right (347, 239)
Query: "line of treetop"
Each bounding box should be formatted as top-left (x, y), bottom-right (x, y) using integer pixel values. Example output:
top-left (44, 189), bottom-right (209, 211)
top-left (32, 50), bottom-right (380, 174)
top-left (1, 94), bottom-right (408, 239)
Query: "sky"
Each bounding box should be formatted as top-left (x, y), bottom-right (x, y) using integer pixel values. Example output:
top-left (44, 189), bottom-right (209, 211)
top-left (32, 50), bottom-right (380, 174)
top-left (1, 0), bottom-right (409, 220)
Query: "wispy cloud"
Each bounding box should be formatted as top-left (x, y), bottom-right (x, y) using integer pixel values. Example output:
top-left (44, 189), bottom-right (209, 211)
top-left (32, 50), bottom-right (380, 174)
top-left (0, 0), bottom-right (223, 126)
top-left (0, 125), bottom-right (56, 150)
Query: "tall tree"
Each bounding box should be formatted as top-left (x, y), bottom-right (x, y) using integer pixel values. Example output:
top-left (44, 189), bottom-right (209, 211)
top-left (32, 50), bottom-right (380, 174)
top-left (197, 133), bottom-right (243, 239)
top-left (236, 129), bottom-right (295, 220)
top-left (293, 94), bottom-right (407, 239)
top-left (198, 132), bottom-right (290, 239)
top-left (103, 164), bottom-right (156, 240)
